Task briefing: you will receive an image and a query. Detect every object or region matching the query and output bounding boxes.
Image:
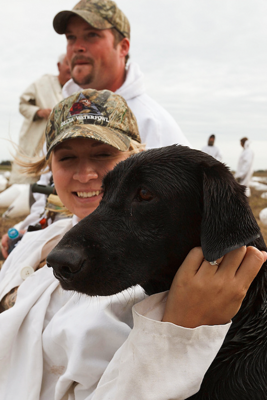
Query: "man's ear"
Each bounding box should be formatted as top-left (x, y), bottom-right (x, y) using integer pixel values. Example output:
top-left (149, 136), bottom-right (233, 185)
top-left (119, 37), bottom-right (130, 58)
top-left (200, 165), bottom-right (260, 262)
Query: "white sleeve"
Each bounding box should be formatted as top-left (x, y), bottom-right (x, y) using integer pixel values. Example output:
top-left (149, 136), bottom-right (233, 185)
top-left (19, 82), bottom-right (40, 121)
top-left (87, 292), bottom-right (230, 400)
top-left (235, 151), bottom-right (253, 180)
top-left (19, 141), bottom-right (51, 230)
top-left (141, 114), bottom-right (190, 149)
top-left (19, 171), bottom-right (52, 230)
top-left (127, 95), bottom-right (191, 150)
top-left (140, 113), bottom-right (190, 150)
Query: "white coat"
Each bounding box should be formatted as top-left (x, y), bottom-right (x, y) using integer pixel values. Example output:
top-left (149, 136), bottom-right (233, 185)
top-left (235, 140), bottom-right (254, 196)
top-left (10, 74), bottom-right (63, 184)
top-left (0, 217), bottom-right (230, 400)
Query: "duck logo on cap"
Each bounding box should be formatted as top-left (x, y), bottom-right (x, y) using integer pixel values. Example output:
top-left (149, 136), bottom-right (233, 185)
top-left (61, 93), bottom-right (109, 128)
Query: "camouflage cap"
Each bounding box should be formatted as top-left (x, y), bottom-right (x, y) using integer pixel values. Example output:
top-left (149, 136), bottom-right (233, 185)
top-left (53, 0), bottom-right (130, 39)
top-left (45, 89), bottom-right (140, 159)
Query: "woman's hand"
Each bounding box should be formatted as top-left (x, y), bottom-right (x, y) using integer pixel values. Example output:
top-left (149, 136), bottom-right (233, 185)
top-left (162, 246), bottom-right (267, 328)
top-left (1, 234), bottom-right (9, 259)
top-left (1, 230), bottom-right (26, 259)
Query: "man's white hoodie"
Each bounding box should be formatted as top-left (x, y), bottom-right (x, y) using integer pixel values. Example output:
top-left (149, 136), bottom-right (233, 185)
top-left (63, 61), bottom-right (190, 149)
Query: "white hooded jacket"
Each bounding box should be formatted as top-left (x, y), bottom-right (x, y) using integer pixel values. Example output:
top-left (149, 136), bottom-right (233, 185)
top-left (63, 61), bottom-right (190, 149)
top-left (235, 140), bottom-right (254, 194)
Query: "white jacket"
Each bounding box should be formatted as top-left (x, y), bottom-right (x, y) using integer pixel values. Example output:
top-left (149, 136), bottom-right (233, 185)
top-left (201, 145), bottom-right (222, 162)
top-left (63, 61), bottom-right (190, 149)
top-left (235, 141), bottom-right (254, 196)
top-left (10, 74), bottom-right (63, 184)
top-left (0, 217), bottom-right (230, 400)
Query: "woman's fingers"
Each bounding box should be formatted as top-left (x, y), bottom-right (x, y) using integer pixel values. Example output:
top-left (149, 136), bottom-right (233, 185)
top-left (207, 246), bottom-right (247, 277)
top-left (163, 246), bottom-right (267, 328)
top-left (1, 234), bottom-right (9, 259)
top-left (176, 247), bottom-right (204, 275)
top-left (234, 246), bottom-right (267, 290)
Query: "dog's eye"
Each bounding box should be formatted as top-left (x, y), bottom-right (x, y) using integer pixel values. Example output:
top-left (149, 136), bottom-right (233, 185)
top-left (137, 188), bottom-right (153, 201)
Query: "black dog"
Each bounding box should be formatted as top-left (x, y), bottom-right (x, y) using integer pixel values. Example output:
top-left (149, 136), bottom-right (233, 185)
top-left (47, 145), bottom-right (267, 400)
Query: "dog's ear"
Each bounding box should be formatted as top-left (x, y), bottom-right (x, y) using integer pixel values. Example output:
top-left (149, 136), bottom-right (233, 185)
top-left (200, 165), bottom-right (260, 262)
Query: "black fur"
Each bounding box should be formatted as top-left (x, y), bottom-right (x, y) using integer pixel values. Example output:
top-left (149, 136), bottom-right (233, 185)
top-left (47, 145), bottom-right (267, 400)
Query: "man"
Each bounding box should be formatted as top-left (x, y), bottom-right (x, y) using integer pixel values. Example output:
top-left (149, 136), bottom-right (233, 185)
top-left (201, 134), bottom-right (222, 161)
top-left (9, 54), bottom-right (71, 184)
top-left (53, 0), bottom-right (190, 149)
top-left (235, 137), bottom-right (254, 197)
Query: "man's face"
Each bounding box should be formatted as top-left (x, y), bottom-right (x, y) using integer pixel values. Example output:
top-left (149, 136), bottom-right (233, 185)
top-left (208, 138), bottom-right (214, 146)
top-left (65, 15), bottom-right (129, 91)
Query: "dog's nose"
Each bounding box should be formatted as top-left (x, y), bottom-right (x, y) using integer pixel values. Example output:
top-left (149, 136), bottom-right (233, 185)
top-left (47, 248), bottom-right (84, 281)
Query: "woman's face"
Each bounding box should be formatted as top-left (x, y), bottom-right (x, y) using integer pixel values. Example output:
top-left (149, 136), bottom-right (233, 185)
top-left (51, 137), bottom-right (130, 220)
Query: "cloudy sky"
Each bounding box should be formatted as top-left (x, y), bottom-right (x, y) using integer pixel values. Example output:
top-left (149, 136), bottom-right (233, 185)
top-left (1, 0), bottom-right (266, 170)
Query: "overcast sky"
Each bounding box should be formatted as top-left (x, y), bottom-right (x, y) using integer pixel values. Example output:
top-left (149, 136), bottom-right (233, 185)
top-left (1, 0), bottom-right (266, 170)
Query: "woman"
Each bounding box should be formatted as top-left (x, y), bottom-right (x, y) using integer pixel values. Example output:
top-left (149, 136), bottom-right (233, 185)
top-left (0, 89), bottom-right (265, 400)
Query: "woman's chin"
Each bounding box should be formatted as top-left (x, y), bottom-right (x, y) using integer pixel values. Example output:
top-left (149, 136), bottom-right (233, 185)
top-left (72, 204), bottom-right (99, 220)
top-left (68, 194), bottom-right (102, 219)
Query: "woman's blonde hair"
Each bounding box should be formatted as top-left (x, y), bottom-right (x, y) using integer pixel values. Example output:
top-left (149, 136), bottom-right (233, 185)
top-left (15, 139), bottom-right (146, 178)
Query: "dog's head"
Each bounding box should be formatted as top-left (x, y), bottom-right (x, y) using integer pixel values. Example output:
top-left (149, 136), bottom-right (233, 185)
top-left (47, 145), bottom-right (263, 296)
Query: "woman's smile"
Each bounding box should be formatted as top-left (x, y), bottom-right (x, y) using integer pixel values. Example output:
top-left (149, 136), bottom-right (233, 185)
top-left (51, 138), bottom-right (129, 219)
top-left (72, 189), bottom-right (104, 204)
top-left (75, 190), bottom-right (103, 199)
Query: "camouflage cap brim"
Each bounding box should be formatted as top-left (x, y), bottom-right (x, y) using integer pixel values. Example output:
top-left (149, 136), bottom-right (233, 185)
top-left (53, 10), bottom-right (114, 34)
top-left (45, 89), bottom-right (140, 159)
top-left (46, 123), bottom-right (131, 160)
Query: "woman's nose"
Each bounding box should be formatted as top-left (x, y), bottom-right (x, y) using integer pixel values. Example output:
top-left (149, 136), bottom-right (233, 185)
top-left (73, 162), bottom-right (98, 182)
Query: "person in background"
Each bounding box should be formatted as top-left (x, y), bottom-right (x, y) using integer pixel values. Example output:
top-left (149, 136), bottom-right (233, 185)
top-left (9, 54), bottom-right (71, 184)
top-left (201, 134), bottom-right (222, 161)
top-left (0, 89), bottom-right (265, 400)
top-left (0, 56), bottom-right (71, 258)
top-left (235, 137), bottom-right (254, 197)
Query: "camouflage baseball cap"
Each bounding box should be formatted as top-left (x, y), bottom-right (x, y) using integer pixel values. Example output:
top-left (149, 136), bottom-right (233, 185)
top-left (45, 89), bottom-right (140, 159)
top-left (53, 0), bottom-right (130, 39)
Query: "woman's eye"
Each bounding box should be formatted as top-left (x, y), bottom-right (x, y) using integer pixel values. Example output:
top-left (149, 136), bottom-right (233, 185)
top-left (59, 155), bottom-right (75, 162)
top-left (95, 153), bottom-right (112, 158)
top-left (137, 188), bottom-right (153, 201)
